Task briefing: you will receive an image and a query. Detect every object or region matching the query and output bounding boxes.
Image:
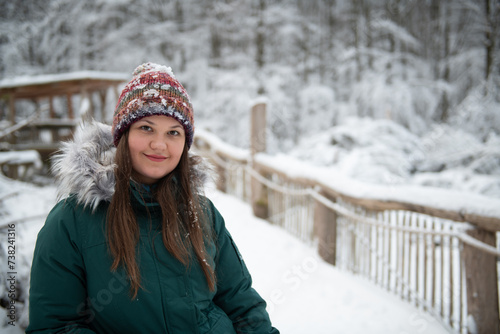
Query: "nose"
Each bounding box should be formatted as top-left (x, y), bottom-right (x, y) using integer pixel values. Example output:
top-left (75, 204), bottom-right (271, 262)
top-left (150, 135), bottom-right (167, 151)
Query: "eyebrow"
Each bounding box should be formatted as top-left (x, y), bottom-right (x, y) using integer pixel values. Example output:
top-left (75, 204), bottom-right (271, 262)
top-left (138, 119), bottom-right (183, 129)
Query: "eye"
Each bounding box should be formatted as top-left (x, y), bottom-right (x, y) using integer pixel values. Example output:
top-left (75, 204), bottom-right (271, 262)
top-left (140, 125), bottom-right (153, 132)
top-left (168, 130), bottom-right (180, 136)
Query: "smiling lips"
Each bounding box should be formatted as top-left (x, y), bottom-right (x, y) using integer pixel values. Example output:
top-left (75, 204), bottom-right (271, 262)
top-left (145, 154), bottom-right (167, 162)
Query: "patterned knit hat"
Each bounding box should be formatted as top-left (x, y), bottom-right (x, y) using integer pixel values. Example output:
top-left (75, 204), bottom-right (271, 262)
top-left (112, 62), bottom-right (194, 148)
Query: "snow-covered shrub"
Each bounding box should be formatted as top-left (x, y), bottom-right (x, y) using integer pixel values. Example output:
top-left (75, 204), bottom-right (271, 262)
top-left (0, 176), bottom-right (56, 329)
top-left (288, 117), bottom-right (500, 198)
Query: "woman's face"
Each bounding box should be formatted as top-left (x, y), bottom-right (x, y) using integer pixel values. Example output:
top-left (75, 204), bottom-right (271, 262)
top-left (128, 115), bottom-right (185, 185)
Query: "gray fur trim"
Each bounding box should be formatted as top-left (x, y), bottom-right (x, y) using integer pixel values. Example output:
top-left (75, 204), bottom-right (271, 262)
top-left (51, 121), bottom-right (116, 211)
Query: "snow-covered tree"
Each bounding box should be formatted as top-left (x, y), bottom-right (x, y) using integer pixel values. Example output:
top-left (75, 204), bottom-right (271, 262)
top-left (1, 0), bottom-right (498, 147)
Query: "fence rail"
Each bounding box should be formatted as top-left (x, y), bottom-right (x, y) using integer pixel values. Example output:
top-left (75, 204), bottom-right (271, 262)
top-left (193, 103), bottom-right (500, 334)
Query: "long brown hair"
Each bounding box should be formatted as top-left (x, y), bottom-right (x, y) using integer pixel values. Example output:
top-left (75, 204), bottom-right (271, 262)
top-left (106, 130), bottom-right (216, 298)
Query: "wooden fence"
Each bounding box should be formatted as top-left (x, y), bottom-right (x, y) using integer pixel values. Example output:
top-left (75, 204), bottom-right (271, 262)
top-left (193, 103), bottom-right (500, 334)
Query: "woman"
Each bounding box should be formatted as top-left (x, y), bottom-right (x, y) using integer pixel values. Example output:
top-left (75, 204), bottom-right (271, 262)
top-left (27, 63), bottom-right (279, 333)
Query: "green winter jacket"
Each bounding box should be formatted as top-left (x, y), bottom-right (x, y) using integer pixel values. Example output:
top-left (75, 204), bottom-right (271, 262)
top-left (26, 121), bottom-right (278, 334)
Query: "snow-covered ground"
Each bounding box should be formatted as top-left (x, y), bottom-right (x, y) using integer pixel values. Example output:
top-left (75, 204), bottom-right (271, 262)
top-left (1, 172), bottom-right (447, 333)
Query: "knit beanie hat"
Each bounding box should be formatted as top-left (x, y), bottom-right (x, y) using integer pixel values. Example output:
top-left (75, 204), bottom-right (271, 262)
top-left (112, 62), bottom-right (194, 148)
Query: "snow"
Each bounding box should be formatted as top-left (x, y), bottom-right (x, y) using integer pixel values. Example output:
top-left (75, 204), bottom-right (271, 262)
top-left (132, 63), bottom-right (175, 78)
top-left (466, 315), bottom-right (477, 334)
top-left (0, 71), bottom-right (129, 89)
top-left (195, 128), bottom-right (250, 161)
top-left (0, 2), bottom-right (497, 330)
top-left (0, 175), bottom-right (57, 330)
top-left (0, 151), bottom-right (42, 169)
top-left (0, 174), bottom-right (449, 333)
top-left (286, 116), bottom-right (500, 200)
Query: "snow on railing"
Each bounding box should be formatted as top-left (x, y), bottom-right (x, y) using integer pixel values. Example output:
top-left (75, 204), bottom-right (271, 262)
top-left (193, 103), bottom-right (500, 334)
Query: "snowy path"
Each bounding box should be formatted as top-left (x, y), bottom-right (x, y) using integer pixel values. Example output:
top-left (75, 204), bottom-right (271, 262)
top-left (207, 189), bottom-right (448, 334)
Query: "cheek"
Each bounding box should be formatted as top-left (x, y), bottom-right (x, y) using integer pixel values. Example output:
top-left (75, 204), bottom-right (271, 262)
top-left (172, 141), bottom-right (185, 158)
top-left (128, 142), bottom-right (139, 159)
top-left (127, 136), bottom-right (145, 161)
top-left (176, 145), bottom-right (185, 157)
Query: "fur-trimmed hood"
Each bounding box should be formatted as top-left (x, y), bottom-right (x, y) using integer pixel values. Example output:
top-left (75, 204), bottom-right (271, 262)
top-left (51, 120), bottom-right (209, 210)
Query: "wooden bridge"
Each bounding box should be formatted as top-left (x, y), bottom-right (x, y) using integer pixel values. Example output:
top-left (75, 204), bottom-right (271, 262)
top-left (0, 71), bottom-right (128, 178)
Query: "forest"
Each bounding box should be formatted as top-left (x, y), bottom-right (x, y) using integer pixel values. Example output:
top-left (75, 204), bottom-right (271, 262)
top-left (1, 0), bottom-right (499, 195)
top-left (1, 2), bottom-right (500, 332)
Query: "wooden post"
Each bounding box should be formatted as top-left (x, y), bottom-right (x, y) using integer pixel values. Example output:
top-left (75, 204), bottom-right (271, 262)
top-left (314, 191), bottom-right (337, 265)
top-left (6, 162), bottom-right (18, 180)
top-left (250, 103), bottom-right (269, 219)
top-left (79, 87), bottom-right (92, 122)
top-left (8, 94), bottom-right (16, 144)
top-left (216, 159), bottom-right (227, 193)
top-left (67, 93), bottom-right (74, 119)
top-left (250, 103), bottom-right (266, 155)
top-left (99, 89), bottom-right (107, 122)
top-left (462, 227), bottom-right (499, 334)
top-left (49, 96), bottom-right (55, 118)
top-left (89, 92), bottom-right (96, 119)
top-left (48, 96), bottom-right (58, 141)
top-left (8, 94), bottom-right (15, 124)
top-left (113, 84), bottom-right (120, 101)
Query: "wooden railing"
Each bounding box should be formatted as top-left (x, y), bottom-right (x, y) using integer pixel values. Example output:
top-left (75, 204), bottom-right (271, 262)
top-left (0, 97), bottom-right (95, 179)
top-left (1, 105), bottom-right (79, 150)
top-left (193, 103), bottom-right (500, 334)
